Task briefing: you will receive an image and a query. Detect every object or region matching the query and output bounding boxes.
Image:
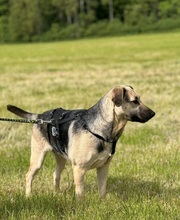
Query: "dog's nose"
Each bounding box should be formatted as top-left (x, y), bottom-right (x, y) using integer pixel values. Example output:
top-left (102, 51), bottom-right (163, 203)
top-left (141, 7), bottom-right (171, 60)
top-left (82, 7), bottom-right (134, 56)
top-left (150, 110), bottom-right (155, 118)
top-left (140, 108), bottom-right (155, 123)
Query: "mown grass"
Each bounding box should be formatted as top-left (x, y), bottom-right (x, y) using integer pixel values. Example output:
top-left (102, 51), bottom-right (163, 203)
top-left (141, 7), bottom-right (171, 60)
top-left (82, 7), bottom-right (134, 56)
top-left (0, 32), bottom-right (180, 219)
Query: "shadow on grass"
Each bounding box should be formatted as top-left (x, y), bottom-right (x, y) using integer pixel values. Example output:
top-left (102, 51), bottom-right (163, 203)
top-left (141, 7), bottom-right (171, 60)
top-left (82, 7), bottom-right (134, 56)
top-left (0, 190), bottom-right (77, 219)
top-left (108, 175), bottom-right (180, 200)
top-left (1, 176), bottom-right (180, 219)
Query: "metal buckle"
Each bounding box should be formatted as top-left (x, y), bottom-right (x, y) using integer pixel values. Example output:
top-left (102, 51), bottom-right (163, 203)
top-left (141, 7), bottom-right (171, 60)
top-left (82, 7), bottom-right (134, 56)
top-left (37, 119), bottom-right (43, 124)
top-left (52, 126), bottom-right (59, 137)
top-left (37, 119), bottom-right (54, 125)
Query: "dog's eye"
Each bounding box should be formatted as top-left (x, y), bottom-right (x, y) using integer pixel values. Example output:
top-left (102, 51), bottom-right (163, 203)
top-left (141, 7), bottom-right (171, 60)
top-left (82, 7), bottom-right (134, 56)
top-left (132, 100), bottom-right (139, 104)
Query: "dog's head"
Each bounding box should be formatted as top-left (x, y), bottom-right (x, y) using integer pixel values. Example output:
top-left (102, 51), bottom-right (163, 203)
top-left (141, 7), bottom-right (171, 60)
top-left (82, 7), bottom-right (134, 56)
top-left (111, 85), bottom-right (155, 123)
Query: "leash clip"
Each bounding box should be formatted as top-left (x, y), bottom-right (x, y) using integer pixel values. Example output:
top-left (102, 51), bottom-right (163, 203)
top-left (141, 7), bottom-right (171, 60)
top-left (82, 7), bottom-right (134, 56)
top-left (37, 119), bottom-right (43, 124)
top-left (52, 126), bottom-right (59, 137)
top-left (37, 119), bottom-right (55, 125)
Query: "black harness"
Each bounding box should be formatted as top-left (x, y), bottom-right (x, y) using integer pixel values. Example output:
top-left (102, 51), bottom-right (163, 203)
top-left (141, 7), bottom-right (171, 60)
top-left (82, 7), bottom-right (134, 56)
top-left (47, 108), bottom-right (117, 158)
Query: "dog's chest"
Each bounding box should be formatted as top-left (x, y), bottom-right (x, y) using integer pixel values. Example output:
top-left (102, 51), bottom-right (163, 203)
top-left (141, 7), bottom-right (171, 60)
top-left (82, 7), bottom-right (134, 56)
top-left (89, 153), bottom-right (112, 169)
top-left (84, 142), bottom-right (113, 169)
top-left (69, 128), bottom-right (115, 169)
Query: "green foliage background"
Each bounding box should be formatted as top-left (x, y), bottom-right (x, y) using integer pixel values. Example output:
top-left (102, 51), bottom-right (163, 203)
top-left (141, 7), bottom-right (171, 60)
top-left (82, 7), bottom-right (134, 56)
top-left (0, 0), bottom-right (180, 42)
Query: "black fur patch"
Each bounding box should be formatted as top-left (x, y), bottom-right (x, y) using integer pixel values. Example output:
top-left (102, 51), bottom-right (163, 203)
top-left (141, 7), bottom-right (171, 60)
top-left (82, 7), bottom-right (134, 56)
top-left (97, 142), bottom-right (104, 153)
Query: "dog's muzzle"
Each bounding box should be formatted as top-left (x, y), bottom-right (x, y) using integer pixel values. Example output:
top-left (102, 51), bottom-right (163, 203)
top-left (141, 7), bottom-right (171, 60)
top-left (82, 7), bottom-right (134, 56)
top-left (130, 105), bottom-right (155, 123)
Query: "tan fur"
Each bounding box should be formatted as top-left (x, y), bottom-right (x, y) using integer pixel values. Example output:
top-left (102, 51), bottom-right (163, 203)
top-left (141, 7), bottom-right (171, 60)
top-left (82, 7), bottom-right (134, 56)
top-left (8, 85), bottom-right (155, 199)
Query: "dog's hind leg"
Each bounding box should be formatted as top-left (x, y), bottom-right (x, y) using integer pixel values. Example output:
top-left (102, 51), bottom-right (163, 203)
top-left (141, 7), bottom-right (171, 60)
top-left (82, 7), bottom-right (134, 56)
top-left (25, 136), bottom-right (49, 197)
top-left (52, 152), bottom-right (66, 191)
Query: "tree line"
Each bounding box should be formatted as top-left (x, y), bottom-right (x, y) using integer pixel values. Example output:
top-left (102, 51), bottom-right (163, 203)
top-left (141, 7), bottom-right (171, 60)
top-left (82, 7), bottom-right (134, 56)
top-left (0, 0), bottom-right (180, 43)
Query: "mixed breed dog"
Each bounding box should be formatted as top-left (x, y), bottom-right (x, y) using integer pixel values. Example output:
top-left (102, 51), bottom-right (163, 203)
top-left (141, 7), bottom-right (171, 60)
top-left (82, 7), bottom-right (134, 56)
top-left (7, 85), bottom-right (155, 199)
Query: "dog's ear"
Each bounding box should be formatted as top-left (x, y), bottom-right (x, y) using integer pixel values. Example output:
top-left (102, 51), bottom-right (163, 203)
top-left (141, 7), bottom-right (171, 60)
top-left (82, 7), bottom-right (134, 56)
top-left (112, 87), bottom-right (126, 107)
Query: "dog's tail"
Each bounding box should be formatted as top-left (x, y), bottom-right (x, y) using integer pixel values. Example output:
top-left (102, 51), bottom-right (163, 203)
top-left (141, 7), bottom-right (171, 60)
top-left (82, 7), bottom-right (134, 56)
top-left (7, 105), bottom-right (38, 120)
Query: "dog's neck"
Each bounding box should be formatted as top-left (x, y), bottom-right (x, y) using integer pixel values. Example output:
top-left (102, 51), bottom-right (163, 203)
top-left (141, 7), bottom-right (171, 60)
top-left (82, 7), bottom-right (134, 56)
top-left (87, 98), bottom-right (127, 141)
top-left (111, 115), bottom-right (127, 140)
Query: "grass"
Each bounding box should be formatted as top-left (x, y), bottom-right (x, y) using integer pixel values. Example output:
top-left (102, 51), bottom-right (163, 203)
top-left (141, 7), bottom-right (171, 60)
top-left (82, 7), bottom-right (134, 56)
top-left (0, 32), bottom-right (180, 219)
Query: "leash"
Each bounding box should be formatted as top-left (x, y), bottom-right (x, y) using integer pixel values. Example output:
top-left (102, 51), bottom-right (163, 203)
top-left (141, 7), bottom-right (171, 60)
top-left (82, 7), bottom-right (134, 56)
top-left (0, 111), bottom-right (117, 155)
top-left (0, 117), bottom-right (52, 125)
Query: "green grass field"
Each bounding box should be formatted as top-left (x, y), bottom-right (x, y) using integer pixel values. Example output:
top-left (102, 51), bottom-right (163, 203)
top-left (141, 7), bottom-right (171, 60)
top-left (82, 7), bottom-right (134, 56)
top-left (0, 32), bottom-right (180, 219)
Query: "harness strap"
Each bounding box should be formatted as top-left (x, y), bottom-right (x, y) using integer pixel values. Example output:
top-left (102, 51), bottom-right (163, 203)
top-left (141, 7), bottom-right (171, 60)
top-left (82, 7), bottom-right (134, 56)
top-left (111, 141), bottom-right (117, 155)
top-left (75, 114), bottom-right (117, 155)
top-left (47, 109), bottom-right (117, 156)
top-left (50, 109), bottom-right (69, 157)
top-left (1, 109), bottom-right (117, 155)
top-left (76, 114), bottom-right (106, 141)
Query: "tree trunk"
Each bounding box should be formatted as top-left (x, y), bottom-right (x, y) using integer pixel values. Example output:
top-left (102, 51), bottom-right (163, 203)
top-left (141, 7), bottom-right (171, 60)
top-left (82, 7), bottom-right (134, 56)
top-left (80, 0), bottom-right (84, 13)
top-left (66, 13), bottom-right (72, 24)
top-left (152, 0), bottom-right (159, 20)
top-left (109, 0), bottom-right (114, 21)
top-left (86, 0), bottom-right (91, 13)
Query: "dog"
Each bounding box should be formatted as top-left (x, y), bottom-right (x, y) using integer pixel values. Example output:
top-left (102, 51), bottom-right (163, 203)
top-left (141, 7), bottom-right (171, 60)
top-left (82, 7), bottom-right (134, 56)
top-left (7, 85), bottom-right (155, 199)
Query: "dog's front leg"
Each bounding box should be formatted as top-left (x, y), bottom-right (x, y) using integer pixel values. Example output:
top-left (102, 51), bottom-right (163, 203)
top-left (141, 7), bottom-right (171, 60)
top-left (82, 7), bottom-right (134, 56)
top-left (96, 159), bottom-right (111, 199)
top-left (72, 164), bottom-right (86, 199)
